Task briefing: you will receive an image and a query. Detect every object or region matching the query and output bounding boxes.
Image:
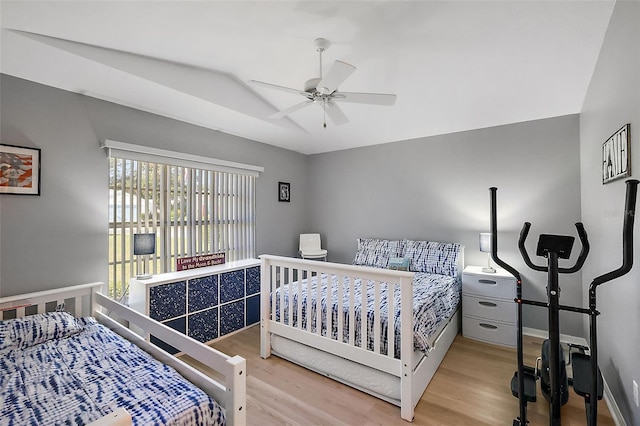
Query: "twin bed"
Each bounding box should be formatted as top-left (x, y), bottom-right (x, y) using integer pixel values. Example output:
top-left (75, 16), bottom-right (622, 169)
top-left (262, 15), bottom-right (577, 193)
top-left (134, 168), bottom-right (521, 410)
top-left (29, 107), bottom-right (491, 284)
top-left (0, 282), bottom-right (246, 425)
top-left (260, 238), bottom-right (464, 422)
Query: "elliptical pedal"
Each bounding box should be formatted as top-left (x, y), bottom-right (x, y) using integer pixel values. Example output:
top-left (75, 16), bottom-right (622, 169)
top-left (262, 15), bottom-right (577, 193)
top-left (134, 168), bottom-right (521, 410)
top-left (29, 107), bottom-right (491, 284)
top-left (510, 366), bottom-right (537, 402)
top-left (571, 353), bottom-right (603, 400)
top-left (572, 352), bottom-right (604, 426)
top-left (511, 367), bottom-right (537, 426)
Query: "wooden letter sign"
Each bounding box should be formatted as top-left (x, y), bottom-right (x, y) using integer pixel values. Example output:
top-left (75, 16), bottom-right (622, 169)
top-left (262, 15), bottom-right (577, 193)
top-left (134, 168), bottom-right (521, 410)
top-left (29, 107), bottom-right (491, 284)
top-left (602, 124), bottom-right (631, 184)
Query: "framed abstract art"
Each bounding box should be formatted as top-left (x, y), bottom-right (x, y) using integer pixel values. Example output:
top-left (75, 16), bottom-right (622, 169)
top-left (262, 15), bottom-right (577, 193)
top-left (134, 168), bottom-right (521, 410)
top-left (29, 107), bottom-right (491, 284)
top-left (278, 181), bottom-right (290, 202)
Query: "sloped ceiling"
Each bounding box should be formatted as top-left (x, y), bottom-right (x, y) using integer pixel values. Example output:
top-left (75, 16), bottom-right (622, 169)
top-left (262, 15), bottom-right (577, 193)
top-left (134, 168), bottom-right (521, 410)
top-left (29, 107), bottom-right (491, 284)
top-left (0, 1), bottom-right (615, 154)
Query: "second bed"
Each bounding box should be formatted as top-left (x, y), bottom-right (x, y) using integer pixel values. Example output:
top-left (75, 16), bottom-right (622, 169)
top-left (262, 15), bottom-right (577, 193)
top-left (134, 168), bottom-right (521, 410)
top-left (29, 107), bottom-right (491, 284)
top-left (260, 239), bottom-right (464, 422)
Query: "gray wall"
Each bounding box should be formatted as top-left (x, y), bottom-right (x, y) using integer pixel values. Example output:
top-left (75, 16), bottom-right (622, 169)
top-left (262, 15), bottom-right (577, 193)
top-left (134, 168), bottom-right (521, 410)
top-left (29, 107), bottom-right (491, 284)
top-left (2, 72), bottom-right (586, 335)
top-left (308, 115), bottom-right (583, 335)
top-left (0, 74), bottom-right (309, 297)
top-left (580, 1), bottom-right (640, 423)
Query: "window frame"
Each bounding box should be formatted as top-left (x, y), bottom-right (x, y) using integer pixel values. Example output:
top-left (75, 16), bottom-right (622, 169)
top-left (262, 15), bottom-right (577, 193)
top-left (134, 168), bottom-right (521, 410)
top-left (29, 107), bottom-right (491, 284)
top-left (104, 140), bottom-right (262, 301)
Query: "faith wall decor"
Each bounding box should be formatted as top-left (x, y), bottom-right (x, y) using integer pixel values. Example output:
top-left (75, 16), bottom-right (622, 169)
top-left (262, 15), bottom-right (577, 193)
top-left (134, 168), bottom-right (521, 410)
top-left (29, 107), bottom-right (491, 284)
top-left (603, 124), bottom-right (631, 184)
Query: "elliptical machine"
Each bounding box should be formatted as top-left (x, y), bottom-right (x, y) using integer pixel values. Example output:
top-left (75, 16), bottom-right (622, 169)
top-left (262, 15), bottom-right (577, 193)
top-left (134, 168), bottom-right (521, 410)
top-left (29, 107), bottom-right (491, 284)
top-left (488, 179), bottom-right (638, 426)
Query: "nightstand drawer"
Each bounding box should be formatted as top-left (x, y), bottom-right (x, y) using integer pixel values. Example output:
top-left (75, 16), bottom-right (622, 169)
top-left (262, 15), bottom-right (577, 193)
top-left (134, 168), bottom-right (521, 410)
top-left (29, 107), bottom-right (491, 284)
top-left (462, 316), bottom-right (516, 347)
top-left (463, 294), bottom-right (516, 323)
top-left (462, 273), bottom-right (516, 300)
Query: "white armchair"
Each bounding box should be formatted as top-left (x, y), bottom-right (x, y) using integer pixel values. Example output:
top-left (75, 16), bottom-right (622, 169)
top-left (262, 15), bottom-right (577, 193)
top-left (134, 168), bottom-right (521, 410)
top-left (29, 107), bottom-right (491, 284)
top-left (298, 233), bottom-right (328, 261)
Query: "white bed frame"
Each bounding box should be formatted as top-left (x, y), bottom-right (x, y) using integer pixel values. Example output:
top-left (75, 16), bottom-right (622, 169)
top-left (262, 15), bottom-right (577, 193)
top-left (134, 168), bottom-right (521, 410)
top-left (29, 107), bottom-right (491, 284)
top-left (260, 255), bottom-right (462, 422)
top-left (0, 282), bottom-right (246, 426)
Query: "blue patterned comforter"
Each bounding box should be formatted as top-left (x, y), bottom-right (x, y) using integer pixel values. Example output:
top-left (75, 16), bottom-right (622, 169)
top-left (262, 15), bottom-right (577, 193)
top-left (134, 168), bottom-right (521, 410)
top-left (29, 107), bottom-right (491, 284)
top-left (0, 317), bottom-right (225, 426)
top-left (273, 272), bottom-right (461, 358)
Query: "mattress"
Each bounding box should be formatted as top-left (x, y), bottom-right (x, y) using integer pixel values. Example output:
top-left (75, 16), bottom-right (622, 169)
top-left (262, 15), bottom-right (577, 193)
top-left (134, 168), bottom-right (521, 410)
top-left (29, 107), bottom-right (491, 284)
top-left (0, 316), bottom-right (225, 426)
top-left (273, 271), bottom-right (461, 357)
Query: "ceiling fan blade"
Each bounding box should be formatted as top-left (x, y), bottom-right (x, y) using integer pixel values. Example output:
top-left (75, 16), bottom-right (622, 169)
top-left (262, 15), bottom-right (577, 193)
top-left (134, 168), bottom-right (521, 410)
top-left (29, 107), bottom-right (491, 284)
top-left (332, 91), bottom-right (397, 106)
top-left (316, 60), bottom-right (356, 94)
top-left (325, 101), bottom-right (349, 126)
top-left (270, 100), bottom-right (314, 119)
top-left (249, 80), bottom-right (309, 97)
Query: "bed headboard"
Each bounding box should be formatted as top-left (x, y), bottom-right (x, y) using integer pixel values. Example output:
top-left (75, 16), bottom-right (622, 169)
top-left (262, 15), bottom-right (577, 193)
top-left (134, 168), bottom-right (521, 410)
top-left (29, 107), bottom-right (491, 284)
top-left (0, 282), bottom-right (103, 320)
top-left (352, 237), bottom-right (465, 281)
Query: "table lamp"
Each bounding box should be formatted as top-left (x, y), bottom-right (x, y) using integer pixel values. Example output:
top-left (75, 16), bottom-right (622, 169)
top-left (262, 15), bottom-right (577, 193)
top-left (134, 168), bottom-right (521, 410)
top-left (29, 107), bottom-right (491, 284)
top-left (134, 233), bottom-right (156, 280)
top-left (479, 232), bottom-right (496, 273)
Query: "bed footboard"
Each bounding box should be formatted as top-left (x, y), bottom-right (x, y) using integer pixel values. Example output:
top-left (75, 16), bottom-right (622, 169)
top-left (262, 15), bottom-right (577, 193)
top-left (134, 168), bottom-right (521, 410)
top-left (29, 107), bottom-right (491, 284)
top-left (260, 255), bottom-right (418, 421)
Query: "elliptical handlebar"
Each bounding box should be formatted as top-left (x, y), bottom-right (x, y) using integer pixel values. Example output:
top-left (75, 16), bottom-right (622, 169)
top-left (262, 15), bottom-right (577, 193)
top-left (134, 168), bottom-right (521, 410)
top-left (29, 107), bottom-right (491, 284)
top-left (489, 187), bottom-right (522, 282)
top-left (517, 221), bottom-right (590, 273)
top-left (489, 186), bottom-right (527, 426)
top-left (589, 179), bottom-right (638, 291)
top-left (518, 222), bottom-right (545, 272)
top-left (586, 179), bottom-right (638, 425)
top-left (561, 223), bottom-right (590, 273)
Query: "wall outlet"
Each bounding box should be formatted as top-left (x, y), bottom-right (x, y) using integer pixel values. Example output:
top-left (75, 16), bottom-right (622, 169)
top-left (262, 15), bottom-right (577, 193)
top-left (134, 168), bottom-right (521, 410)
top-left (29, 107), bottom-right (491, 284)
top-left (634, 380), bottom-right (639, 407)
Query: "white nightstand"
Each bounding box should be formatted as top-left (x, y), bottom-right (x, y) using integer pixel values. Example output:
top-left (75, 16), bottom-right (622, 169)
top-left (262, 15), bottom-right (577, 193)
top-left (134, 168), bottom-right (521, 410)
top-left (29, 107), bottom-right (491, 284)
top-left (462, 265), bottom-right (517, 347)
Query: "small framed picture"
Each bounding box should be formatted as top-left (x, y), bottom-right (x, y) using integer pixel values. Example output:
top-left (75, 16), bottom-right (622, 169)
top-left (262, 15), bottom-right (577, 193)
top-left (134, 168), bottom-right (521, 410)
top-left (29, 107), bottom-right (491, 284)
top-left (0, 144), bottom-right (41, 195)
top-left (278, 181), bottom-right (290, 202)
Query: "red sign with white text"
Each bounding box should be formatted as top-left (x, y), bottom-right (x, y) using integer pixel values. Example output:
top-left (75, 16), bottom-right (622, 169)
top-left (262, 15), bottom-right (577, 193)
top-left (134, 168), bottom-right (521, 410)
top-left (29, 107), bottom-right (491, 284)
top-left (176, 253), bottom-right (225, 271)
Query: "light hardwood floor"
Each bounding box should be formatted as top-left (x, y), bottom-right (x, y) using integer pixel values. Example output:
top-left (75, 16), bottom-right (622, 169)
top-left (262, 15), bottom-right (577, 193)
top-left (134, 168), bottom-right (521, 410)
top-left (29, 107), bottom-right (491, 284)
top-left (185, 325), bottom-right (614, 425)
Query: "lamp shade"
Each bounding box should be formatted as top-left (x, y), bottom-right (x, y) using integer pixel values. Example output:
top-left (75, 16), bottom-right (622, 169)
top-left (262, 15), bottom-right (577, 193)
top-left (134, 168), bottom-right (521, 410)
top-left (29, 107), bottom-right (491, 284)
top-left (479, 233), bottom-right (492, 253)
top-left (134, 233), bottom-right (156, 256)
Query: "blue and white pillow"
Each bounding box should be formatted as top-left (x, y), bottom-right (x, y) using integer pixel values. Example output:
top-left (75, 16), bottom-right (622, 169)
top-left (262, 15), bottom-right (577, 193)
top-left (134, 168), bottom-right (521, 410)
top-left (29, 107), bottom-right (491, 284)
top-left (403, 240), bottom-right (462, 276)
top-left (353, 238), bottom-right (405, 268)
top-left (0, 311), bottom-right (83, 351)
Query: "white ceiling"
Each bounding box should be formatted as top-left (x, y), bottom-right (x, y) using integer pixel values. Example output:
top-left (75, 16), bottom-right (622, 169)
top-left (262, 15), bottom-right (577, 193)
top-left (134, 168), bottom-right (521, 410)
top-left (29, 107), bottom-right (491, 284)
top-left (0, 1), bottom-right (615, 155)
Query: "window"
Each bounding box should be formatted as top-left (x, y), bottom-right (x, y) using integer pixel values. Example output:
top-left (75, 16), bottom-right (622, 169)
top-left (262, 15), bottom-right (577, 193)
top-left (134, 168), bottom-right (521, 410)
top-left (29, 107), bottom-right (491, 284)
top-left (105, 141), bottom-right (262, 301)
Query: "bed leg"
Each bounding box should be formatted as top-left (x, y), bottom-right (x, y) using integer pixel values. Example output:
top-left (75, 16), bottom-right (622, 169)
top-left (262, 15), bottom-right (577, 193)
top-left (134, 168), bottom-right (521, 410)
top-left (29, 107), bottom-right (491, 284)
top-left (400, 403), bottom-right (414, 422)
top-left (225, 355), bottom-right (247, 426)
top-left (400, 376), bottom-right (415, 422)
top-left (260, 258), bottom-right (272, 359)
top-left (260, 320), bottom-right (271, 359)
top-left (400, 355), bottom-right (415, 422)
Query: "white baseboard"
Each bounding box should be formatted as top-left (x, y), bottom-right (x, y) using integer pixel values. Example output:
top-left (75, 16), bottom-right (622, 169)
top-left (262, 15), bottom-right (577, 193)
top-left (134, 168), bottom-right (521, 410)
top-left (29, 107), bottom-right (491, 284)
top-left (522, 327), bottom-right (626, 426)
top-left (604, 381), bottom-right (627, 426)
top-left (522, 326), bottom-right (588, 346)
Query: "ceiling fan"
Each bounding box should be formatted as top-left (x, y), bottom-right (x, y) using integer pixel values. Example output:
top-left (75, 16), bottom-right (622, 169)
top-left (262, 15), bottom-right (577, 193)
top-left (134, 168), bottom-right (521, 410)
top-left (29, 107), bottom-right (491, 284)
top-left (250, 38), bottom-right (396, 128)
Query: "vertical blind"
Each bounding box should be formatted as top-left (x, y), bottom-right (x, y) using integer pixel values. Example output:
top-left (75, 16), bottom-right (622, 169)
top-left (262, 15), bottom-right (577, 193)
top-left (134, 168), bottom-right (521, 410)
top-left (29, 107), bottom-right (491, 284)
top-left (105, 141), bottom-right (262, 301)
